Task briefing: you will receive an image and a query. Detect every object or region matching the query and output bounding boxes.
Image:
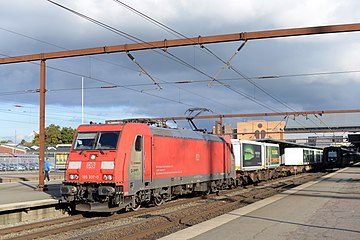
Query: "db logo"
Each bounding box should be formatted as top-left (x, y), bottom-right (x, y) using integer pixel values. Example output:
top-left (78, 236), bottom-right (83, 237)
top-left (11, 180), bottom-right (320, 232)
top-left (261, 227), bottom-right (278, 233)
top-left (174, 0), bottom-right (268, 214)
top-left (86, 162), bottom-right (96, 169)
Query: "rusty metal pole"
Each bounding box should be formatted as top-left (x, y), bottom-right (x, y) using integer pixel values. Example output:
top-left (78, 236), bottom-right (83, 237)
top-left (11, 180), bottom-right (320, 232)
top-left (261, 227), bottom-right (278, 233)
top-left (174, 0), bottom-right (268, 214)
top-left (219, 117), bottom-right (223, 135)
top-left (36, 60), bottom-right (46, 191)
top-left (214, 121), bottom-right (219, 134)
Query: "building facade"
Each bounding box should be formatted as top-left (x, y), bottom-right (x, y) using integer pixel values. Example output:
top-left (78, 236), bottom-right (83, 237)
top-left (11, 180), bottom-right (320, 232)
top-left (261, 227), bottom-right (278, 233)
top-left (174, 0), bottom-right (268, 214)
top-left (236, 120), bottom-right (285, 140)
top-left (0, 144), bottom-right (26, 154)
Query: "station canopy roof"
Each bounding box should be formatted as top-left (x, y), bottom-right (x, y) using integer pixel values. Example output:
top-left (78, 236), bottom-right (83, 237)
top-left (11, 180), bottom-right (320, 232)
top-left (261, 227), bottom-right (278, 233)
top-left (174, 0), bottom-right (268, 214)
top-left (256, 138), bottom-right (323, 150)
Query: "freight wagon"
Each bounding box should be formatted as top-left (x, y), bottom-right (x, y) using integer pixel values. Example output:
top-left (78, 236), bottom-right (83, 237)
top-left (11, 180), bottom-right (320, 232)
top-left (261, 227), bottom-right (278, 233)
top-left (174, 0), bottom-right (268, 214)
top-left (231, 140), bottom-right (280, 183)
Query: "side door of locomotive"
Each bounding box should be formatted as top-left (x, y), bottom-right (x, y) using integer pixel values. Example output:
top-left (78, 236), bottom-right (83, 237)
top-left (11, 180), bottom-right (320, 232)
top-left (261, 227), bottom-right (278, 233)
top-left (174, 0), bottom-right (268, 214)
top-left (129, 134), bottom-right (152, 191)
top-left (129, 135), bottom-right (144, 192)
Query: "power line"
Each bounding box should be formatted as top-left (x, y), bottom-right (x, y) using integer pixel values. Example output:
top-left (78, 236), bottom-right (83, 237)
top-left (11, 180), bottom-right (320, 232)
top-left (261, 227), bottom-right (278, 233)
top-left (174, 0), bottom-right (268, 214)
top-left (44, 0), bottom-right (358, 133)
top-left (41, 0), bottom-right (241, 113)
top-left (43, 1), bottom-right (262, 114)
top-left (110, 1), bottom-right (337, 134)
top-left (111, 1), bottom-right (294, 114)
top-left (0, 26), bottom-right (139, 72)
top-left (0, 54), bottom-right (232, 113)
top-left (4, 1), bottom-right (354, 134)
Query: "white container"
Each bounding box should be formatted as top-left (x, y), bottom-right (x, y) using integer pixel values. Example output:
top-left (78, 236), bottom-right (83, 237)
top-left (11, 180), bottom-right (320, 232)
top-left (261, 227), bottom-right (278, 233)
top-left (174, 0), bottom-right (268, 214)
top-left (231, 139), bottom-right (264, 171)
top-left (263, 143), bottom-right (280, 169)
top-left (284, 148), bottom-right (313, 165)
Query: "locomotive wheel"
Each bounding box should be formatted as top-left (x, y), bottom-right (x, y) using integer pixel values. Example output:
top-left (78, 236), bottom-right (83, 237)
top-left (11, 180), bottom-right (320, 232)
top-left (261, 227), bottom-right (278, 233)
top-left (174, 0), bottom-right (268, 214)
top-left (203, 187), bottom-right (211, 196)
top-left (131, 196), bottom-right (141, 211)
top-left (152, 195), bottom-right (164, 206)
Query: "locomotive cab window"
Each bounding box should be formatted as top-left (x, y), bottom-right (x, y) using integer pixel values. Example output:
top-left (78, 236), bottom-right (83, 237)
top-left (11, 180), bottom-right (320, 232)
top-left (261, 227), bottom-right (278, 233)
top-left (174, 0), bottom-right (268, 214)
top-left (328, 151), bottom-right (337, 158)
top-left (73, 132), bottom-right (97, 150)
top-left (73, 131), bottom-right (120, 150)
top-left (96, 131), bottom-right (120, 150)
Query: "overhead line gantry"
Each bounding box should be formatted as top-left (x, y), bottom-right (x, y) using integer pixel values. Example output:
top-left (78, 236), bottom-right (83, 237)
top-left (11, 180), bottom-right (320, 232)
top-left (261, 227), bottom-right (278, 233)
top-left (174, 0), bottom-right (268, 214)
top-left (1, 23), bottom-right (360, 190)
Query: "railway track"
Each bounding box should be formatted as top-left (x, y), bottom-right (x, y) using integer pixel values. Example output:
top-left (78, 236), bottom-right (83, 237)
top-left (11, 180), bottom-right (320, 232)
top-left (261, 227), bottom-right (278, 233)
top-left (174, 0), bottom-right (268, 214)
top-left (0, 172), bottom-right (327, 240)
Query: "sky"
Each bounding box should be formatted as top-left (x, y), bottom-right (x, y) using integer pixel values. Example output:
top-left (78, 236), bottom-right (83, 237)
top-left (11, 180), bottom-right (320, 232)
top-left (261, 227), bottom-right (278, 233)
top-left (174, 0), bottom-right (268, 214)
top-left (0, 0), bottom-right (359, 143)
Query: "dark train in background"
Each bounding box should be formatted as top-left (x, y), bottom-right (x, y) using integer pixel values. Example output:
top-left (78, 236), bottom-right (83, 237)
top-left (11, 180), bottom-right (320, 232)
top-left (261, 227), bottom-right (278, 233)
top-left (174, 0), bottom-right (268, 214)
top-left (323, 146), bottom-right (360, 168)
top-left (60, 122), bottom-right (359, 213)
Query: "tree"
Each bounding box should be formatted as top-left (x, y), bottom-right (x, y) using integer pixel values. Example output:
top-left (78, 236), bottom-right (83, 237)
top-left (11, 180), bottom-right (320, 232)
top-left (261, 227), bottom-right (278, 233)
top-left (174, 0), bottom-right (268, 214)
top-left (61, 127), bottom-right (76, 144)
top-left (20, 139), bottom-right (32, 146)
top-left (32, 124), bottom-right (76, 146)
top-left (46, 124), bottom-right (62, 146)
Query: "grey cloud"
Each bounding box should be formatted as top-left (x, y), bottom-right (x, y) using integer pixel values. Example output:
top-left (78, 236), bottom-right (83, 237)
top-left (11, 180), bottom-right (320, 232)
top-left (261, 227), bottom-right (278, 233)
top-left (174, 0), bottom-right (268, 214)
top-left (0, 0), bottom-right (359, 138)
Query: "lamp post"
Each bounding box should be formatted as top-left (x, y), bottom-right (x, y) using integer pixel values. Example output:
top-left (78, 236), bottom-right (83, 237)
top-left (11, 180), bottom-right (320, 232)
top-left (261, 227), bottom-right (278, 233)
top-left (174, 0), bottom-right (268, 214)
top-left (82, 77), bottom-right (84, 124)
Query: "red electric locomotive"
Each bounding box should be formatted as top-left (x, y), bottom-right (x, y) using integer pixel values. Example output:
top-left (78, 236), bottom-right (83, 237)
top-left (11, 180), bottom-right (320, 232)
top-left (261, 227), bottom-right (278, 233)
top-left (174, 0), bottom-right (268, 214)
top-left (60, 122), bottom-right (235, 212)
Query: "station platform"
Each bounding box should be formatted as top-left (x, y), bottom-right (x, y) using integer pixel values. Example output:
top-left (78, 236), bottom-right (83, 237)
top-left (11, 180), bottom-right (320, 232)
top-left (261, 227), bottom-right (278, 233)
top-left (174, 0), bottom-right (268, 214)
top-left (0, 179), bottom-right (62, 213)
top-left (161, 165), bottom-right (360, 240)
top-left (0, 171), bottom-right (64, 183)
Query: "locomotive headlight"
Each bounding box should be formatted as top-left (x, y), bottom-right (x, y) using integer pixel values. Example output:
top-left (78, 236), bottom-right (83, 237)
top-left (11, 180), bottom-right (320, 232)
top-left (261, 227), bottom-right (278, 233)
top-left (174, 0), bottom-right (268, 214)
top-left (90, 154), bottom-right (96, 160)
top-left (102, 174), bottom-right (113, 181)
top-left (69, 174), bottom-right (79, 180)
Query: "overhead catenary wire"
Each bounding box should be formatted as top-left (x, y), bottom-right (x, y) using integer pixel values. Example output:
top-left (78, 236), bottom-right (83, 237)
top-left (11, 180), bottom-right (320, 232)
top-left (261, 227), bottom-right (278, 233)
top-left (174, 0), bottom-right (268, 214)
top-left (110, 1), bottom-right (299, 114)
top-left (126, 51), bottom-right (162, 90)
top-left (110, 1), bottom-right (329, 135)
top-left (42, 0), bottom-right (241, 113)
top-left (46, 0), bottom-right (284, 114)
top-left (111, 0), bottom-right (288, 112)
top-left (2, 66), bottom-right (359, 97)
top-left (45, 0), bottom-right (331, 135)
top-left (0, 50), bottom-right (236, 116)
top-left (0, 26), bottom-right (139, 72)
top-left (112, 0), bottom-right (284, 114)
top-left (208, 40), bottom-right (248, 86)
top-left (0, 51), bottom-right (200, 120)
top-left (1, 1), bottom-right (352, 135)
top-left (2, 26), bottom-right (353, 135)
top-left (44, 0), bottom-right (358, 134)
top-left (202, 45), bottom-right (324, 135)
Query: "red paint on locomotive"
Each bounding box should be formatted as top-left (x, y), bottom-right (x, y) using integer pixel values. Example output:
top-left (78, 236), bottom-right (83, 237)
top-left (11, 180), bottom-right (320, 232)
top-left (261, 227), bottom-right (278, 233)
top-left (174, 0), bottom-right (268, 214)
top-left (61, 123), bottom-right (235, 212)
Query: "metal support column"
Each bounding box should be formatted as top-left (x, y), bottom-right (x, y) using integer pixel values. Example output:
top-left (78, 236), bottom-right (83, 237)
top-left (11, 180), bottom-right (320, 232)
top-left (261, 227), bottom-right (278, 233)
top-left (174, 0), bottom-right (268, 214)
top-left (36, 60), bottom-right (46, 191)
top-left (219, 117), bottom-right (223, 135)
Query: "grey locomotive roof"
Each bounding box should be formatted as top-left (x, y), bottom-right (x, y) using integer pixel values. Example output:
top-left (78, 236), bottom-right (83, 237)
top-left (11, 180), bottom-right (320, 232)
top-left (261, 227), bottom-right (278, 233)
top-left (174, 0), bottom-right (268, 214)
top-left (149, 126), bottom-right (224, 142)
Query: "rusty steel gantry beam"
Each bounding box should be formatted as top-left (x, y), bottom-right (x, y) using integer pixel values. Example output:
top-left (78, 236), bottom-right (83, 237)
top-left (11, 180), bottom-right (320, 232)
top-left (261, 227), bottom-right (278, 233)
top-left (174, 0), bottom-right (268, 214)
top-left (106, 109), bottom-right (360, 135)
top-left (0, 23), bottom-right (360, 64)
top-left (1, 23), bottom-right (360, 190)
top-left (128, 109), bottom-right (360, 122)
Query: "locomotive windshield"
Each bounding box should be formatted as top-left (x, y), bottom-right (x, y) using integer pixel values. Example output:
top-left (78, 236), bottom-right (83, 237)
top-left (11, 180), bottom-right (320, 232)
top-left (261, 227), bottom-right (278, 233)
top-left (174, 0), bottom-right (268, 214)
top-left (73, 131), bottom-right (120, 150)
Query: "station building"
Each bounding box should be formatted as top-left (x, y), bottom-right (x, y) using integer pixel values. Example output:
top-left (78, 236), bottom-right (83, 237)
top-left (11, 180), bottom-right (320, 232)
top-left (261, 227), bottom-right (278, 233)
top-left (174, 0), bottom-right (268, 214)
top-left (236, 120), bottom-right (285, 140)
top-left (215, 120), bottom-right (285, 141)
top-left (0, 144), bottom-right (26, 155)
